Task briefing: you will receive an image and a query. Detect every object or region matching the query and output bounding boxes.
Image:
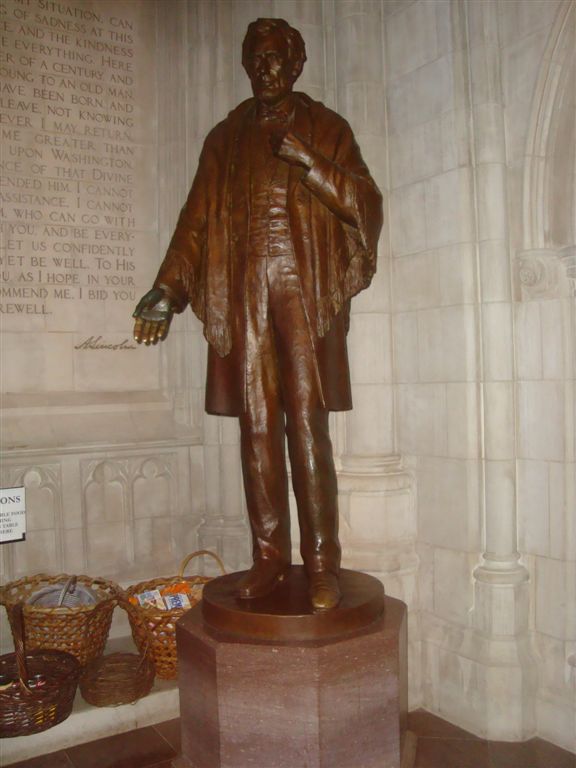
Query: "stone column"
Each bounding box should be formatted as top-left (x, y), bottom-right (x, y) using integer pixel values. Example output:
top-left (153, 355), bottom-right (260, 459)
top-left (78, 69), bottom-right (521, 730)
top-left (465, 0), bottom-right (535, 739)
top-left (329, 1), bottom-right (417, 704)
top-left (333, 0), bottom-right (395, 467)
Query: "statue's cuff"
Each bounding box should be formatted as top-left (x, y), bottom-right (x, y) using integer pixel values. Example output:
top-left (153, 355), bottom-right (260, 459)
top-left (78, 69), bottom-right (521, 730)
top-left (155, 282), bottom-right (185, 313)
top-left (301, 153), bottom-right (332, 195)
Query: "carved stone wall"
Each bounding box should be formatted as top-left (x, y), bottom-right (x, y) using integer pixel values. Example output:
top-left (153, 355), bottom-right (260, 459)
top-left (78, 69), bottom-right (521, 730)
top-left (0, 448), bottom-right (202, 582)
top-left (511, 0), bottom-right (575, 748)
top-left (0, 0), bottom-right (204, 653)
top-left (383, 0), bottom-right (574, 751)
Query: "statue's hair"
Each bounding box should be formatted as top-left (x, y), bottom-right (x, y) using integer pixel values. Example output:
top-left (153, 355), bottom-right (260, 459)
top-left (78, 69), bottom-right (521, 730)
top-left (242, 18), bottom-right (306, 79)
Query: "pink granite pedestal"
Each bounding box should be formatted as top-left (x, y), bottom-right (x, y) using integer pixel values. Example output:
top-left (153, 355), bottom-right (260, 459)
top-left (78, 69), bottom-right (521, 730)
top-left (172, 587), bottom-right (411, 768)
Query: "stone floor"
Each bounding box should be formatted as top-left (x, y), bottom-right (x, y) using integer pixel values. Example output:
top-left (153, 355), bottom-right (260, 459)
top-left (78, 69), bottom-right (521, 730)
top-left (7, 710), bottom-right (575, 768)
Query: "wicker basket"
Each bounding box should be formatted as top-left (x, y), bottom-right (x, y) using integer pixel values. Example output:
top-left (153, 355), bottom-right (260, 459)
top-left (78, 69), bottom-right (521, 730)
top-left (0, 605), bottom-right (81, 738)
top-left (1, 574), bottom-right (118, 667)
top-left (80, 649), bottom-right (155, 707)
top-left (122, 550), bottom-right (225, 680)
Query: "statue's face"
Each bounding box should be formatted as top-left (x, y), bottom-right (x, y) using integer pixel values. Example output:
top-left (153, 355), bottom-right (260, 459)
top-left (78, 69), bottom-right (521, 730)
top-left (246, 30), bottom-right (296, 105)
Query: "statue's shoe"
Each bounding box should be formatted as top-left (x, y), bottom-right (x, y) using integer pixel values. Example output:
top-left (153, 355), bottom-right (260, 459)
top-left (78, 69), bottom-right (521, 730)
top-left (309, 571), bottom-right (341, 611)
top-left (236, 560), bottom-right (290, 599)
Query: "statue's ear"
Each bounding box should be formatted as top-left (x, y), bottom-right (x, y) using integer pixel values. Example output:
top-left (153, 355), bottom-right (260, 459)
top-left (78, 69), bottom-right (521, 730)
top-left (291, 62), bottom-right (303, 82)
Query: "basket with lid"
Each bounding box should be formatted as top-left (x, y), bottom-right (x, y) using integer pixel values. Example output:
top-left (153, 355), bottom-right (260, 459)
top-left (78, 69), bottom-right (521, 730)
top-left (1, 573), bottom-right (118, 667)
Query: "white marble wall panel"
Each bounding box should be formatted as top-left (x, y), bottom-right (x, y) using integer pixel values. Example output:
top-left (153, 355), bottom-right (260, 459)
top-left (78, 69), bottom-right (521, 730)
top-left (482, 303), bottom-right (514, 381)
top-left (535, 633), bottom-right (576, 752)
top-left (392, 252), bottom-right (439, 312)
top-left (549, 462), bottom-right (572, 561)
top-left (348, 313), bottom-right (392, 384)
top-left (416, 542), bottom-right (434, 614)
top-left (498, 0), bottom-right (563, 49)
top-left (535, 557), bottom-right (576, 640)
top-left (341, 83), bottom-right (388, 140)
top-left (515, 298), bottom-right (568, 383)
top-left (424, 168), bottom-right (475, 249)
top-left (518, 459), bottom-right (551, 558)
top-left (418, 456), bottom-right (481, 551)
top-left (437, 244), bottom-right (477, 306)
top-left (483, 383), bottom-right (515, 460)
top-left (476, 164), bottom-right (508, 242)
top-left (516, 302), bottom-right (544, 379)
top-left (432, 547), bottom-right (476, 625)
top-left (446, 383), bottom-right (480, 459)
top-left (390, 172), bottom-right (475, 256)
top-left (1, 333), bottom-right (76, 393)
top-left (385, 0), bottom-right (441, 81)
top-left (540, 301), bottom-right (565, 379)
top-left (73, 342), bottom-right (162, 392)
top-left (479, 241), bottom-right (512, 303)
top-left (393, 312), bottom-right (419, 383)
top-left (417, 305), bottom-right (477, 383)
top-left (502, 30), bottom-right (551, 162)
top-left (440, 108), bottom-right (472, 172)
top-left (390, 182), bottom-right (427, 256)
top-left (335, 6), bottom-right (381, 82)
top-left (387, 53), bottom-right (457, 135)
top-left (345, 384), bottom-right (394, 455)
top-left (347, 491), bottom-right (414, 544)
top-left (9, 531), bottom-right (61, 580)
top-left (518, 380), bottom-right (565, 461)
top-left (273, 0), bottom-right (323, 25)
top-left (389, 119), bottom-right (443, 189)
top-left (392, 244), bottom-right (476, 313)
top-left (397, 384), bottom-right (447, 456)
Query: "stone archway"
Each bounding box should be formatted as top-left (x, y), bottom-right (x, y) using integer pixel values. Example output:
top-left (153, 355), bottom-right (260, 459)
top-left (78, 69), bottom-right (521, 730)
top-left (522, 0), bottom-right (575, 254)
top-left (516, 0), bottom-right (575, 749)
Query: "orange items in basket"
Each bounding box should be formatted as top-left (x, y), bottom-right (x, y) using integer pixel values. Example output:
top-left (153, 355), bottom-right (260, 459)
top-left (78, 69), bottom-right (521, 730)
top-left (160, 581), bottom-right (190, 596)
top-left (128, 581), bottom-right (199, 611)
top-left (121, 550), bottom-right (226, 680)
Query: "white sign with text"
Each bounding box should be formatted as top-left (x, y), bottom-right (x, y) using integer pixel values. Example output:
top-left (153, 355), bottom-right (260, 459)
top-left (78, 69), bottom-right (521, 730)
top-left (0, 487), bottom-right (26, 544)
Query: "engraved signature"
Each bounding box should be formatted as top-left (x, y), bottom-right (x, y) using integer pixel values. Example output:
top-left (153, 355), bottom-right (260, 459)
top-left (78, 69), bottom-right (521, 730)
top-left (74, 335), bottom-right (137, 351)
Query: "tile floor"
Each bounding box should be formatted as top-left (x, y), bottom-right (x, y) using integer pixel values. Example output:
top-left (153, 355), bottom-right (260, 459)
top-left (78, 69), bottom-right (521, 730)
top-left (7, 710), bottom-right (575, 768)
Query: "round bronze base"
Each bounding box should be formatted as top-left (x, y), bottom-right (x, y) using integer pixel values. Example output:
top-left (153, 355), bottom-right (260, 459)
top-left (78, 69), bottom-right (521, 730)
top-left (201, 565), bottom-right (385, 643)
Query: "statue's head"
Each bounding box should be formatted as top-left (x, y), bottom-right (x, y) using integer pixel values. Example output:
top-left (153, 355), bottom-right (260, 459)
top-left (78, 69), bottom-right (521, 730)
top-left (242, 18), bottom-right (307, 105)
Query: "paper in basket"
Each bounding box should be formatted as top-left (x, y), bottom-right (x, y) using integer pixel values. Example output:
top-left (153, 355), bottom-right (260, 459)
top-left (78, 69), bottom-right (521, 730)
top-left (136, 589), bottom-right (165, 610)
top-left (163, 593), bottom-right (191, 610)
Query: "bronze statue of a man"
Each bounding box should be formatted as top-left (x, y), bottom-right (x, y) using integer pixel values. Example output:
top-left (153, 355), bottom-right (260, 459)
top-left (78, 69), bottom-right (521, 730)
top-left (133, 18), bottom-right (382, 611)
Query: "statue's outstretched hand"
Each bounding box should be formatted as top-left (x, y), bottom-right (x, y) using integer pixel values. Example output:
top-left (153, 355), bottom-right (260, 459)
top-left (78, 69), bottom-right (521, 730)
top-left (133, 287), bottom-right (174, 345)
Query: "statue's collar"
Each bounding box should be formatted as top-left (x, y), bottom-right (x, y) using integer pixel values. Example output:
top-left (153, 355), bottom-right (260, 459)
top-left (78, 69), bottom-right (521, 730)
top-left (255, 94), bottom-right (296, 125)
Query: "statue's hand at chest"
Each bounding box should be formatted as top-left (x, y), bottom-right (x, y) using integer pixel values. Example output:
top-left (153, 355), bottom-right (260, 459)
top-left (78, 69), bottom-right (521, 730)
top-left (269, 129), bottom-right (314, 171)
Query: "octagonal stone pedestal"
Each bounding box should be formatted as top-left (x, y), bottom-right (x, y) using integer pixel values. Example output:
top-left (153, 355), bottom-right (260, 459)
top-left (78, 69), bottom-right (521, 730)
top-left (172, 572), bottom-right (413, 768)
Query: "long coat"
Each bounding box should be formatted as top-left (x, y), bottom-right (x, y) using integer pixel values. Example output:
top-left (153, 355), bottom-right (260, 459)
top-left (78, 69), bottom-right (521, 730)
top-left (154, 93), bottom-right (383, 416)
